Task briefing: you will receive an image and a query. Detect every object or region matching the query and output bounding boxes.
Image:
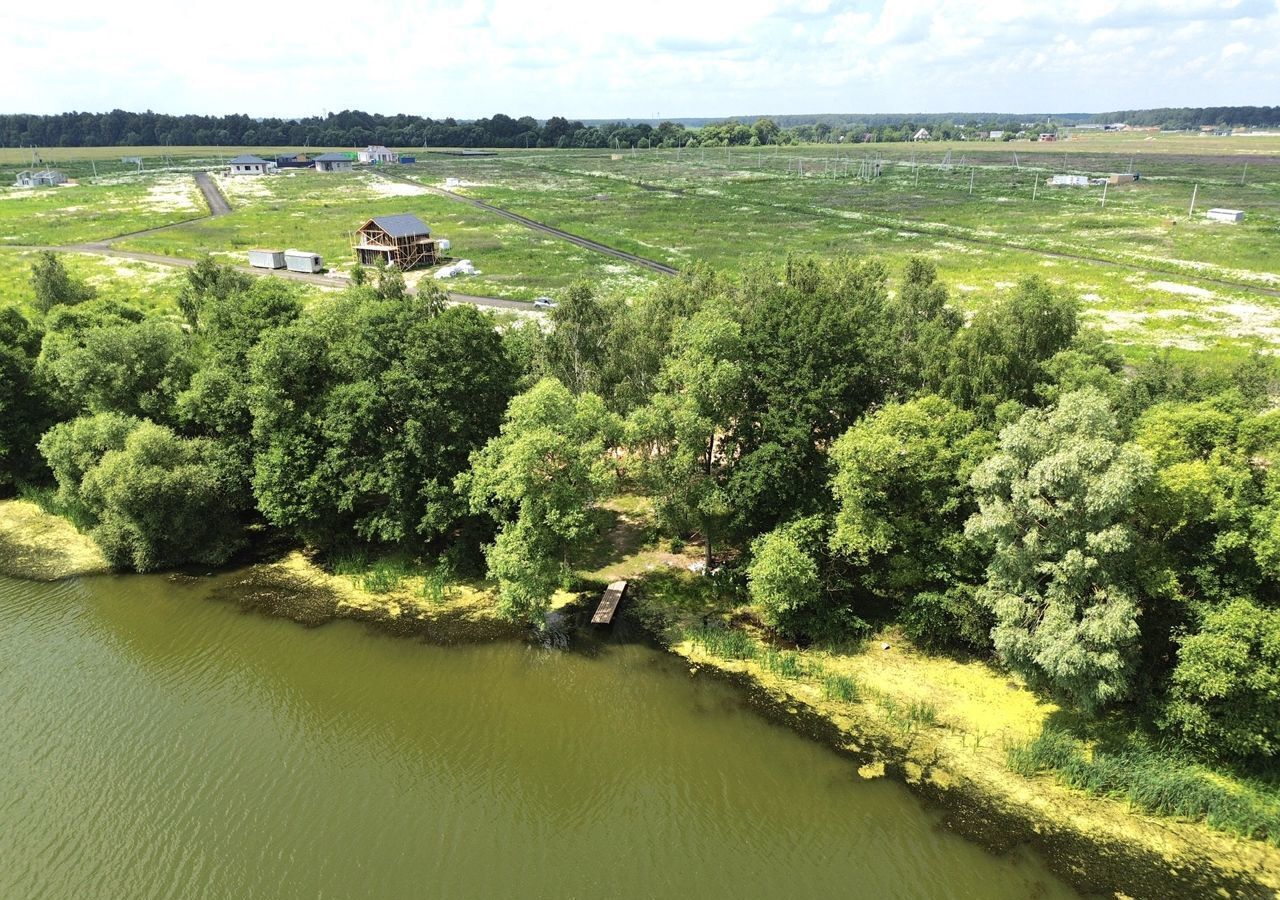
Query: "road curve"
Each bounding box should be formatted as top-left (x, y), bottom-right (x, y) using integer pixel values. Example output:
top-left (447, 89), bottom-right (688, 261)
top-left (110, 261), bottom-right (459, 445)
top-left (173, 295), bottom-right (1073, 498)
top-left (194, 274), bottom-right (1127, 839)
top-left (378, 172), bottom-right (680, 277)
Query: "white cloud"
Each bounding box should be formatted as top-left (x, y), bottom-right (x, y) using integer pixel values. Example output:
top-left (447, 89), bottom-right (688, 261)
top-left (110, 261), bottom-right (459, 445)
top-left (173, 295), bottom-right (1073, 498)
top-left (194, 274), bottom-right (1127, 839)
top-left (0, 0), bottom-right (1276, 117)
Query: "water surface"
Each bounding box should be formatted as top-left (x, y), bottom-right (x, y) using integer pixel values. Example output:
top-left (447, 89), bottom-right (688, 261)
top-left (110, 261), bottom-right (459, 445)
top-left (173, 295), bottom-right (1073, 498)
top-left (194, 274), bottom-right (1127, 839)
top-left (0, 573), bottom-right (1080, 898)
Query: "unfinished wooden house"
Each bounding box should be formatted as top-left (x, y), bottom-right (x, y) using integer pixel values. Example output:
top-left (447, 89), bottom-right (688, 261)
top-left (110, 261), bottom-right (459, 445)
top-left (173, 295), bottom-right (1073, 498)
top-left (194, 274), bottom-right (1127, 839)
top-left (354, 214), bottom-right (442, 269)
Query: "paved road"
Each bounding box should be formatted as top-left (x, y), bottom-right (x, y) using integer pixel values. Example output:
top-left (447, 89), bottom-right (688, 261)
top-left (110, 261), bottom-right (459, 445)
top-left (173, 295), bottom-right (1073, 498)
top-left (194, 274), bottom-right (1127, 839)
top-left (377, 172), bottom-right (680, 277)
top-left (194, 172), bottom-right (231, 217)
top-left (39, 244), bottom-right (535, 312)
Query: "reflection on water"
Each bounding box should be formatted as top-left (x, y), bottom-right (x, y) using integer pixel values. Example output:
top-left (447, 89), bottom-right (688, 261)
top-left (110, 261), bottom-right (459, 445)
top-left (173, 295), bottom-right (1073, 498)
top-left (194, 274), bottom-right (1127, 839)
top-left (0, 573), bottom-right (1080, 899)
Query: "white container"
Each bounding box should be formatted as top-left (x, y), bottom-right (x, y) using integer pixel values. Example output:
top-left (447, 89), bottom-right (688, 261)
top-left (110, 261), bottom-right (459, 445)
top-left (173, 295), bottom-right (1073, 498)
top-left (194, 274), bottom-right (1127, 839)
top-left (438, 239), bottom-right (451, 253)
top-left (284, 250), bottom-right (322, 273)
top-left (1205, 208), bottom-right (1244, 223)
top-left (248, 249), bottom-right (285, 269)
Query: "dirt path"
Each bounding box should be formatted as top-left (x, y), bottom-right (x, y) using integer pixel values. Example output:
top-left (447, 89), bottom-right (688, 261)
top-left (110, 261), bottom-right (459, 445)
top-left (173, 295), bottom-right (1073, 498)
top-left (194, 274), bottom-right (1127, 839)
top-left (378, 172), bottom-right (680, 276)
top-left (34, 244), bottom-right (535, 311)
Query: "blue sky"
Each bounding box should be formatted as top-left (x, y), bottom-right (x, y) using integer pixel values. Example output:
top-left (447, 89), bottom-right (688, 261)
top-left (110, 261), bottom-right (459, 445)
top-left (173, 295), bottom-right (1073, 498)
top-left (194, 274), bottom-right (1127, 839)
top-left (3, 0), bottom-right (1277, 118)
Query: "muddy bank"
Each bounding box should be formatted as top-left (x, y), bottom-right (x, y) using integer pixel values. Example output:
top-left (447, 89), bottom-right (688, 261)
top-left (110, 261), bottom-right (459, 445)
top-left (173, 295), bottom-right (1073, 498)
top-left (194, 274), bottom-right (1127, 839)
top-left (0, 500), bottom-right (109, 580)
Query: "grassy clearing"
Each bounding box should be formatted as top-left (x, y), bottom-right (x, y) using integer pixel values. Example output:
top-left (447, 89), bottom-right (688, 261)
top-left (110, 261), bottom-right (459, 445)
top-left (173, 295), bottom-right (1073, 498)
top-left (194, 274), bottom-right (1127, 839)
top-left (0, 172), bottom-right (206, 245)
top-left (111, 169), bottom-right (656, 300)
top-left (0, 247), bottom-right (188, 316)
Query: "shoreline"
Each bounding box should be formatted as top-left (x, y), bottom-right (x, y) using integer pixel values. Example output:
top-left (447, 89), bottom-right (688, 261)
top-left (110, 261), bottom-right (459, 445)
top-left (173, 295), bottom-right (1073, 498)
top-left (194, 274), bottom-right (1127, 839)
top-left (2, 498), bottom-right (1276, 899)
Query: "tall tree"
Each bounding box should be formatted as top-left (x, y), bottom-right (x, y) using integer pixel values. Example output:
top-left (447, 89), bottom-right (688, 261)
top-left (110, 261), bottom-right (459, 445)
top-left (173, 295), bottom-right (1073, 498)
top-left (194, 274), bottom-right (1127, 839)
top-left (464, 378), bottom-right (621, 622)
top-left (968, 389), bottom-right (1151, 711)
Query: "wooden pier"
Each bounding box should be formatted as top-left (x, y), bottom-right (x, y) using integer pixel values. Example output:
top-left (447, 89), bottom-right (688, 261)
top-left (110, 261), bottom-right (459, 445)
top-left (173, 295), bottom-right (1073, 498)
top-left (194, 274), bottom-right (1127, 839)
top-left (592, 580), bottom-right (628, 625)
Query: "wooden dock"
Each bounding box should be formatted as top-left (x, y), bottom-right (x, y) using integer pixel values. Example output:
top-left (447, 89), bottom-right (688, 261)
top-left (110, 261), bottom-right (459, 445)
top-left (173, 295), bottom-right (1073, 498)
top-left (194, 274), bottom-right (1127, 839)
top-left (592, 580), bottom-right (628, 625)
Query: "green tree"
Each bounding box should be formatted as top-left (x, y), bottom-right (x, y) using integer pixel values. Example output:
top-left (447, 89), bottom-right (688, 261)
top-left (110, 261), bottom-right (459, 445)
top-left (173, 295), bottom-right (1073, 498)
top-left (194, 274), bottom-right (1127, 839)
top-left (727, 256), bottom-right (893, 536)
top-left (38, 315), bottom-right (194, 423)
top-left (176, 254), bottom-right (253, 330)
top-left (943, 276), bottom-right (1079, 417)
top-left (1164, 598), bottom-right (1280, 761)
top-left (39, 412), bottom-right (141, 516)
top-left (748, 517), bottom-right (821, 631)
top-left (30, 251), bottom-right (96, 314)
top-left (967, 389), bottom-right (1151, 711)
top-left (250, 295), bottom-right (515, 547)
top-left (542, 282), bottom-right (615, 396)
top-left (629, 302), bottom-right (743, 567)
top-left (464, 378), bottom-right (621, 622)
top-left (0, 306), bottom-right (57, 489)
top-left (830, 395), bottom-right (992, 649)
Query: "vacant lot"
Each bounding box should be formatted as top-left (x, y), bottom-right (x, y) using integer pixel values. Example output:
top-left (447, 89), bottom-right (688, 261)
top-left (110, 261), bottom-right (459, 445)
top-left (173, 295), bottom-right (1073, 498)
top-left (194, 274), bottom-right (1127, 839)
top-left (3, 135), bottom-right (1278, 355)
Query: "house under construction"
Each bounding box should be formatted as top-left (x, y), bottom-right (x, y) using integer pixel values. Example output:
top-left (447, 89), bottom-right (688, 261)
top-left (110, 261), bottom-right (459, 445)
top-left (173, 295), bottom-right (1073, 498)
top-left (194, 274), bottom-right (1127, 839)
top-left (354, 214), bottom-right (442, 269)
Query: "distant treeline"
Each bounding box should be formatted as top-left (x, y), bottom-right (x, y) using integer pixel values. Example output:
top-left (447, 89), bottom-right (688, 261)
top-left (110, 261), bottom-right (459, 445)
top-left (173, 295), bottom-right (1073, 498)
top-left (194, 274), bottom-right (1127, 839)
top-left (3, 106), bottom-right (1276, 152)
top-left (1089, 106), bottom-right (1280, 129)
top-left (0, 110), bottom-right (720, 150)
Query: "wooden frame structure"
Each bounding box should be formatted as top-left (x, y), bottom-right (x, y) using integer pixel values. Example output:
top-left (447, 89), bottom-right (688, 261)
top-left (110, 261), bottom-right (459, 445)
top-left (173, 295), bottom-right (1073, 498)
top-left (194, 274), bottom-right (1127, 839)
top-left (354, 214), bottom-right (441, 270)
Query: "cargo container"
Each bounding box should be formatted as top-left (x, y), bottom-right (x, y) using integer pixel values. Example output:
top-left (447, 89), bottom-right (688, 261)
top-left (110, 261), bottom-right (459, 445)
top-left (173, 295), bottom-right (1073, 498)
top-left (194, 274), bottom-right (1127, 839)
top-left (284, 250), bottom-right (322, 273)
top-left (248, 249), bottom-right (286, 269)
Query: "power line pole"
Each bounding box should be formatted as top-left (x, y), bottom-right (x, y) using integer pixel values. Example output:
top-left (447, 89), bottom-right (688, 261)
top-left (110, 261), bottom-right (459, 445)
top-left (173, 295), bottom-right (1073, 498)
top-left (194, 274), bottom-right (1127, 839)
top-left (1188, 183), bottom-right (1199, 216)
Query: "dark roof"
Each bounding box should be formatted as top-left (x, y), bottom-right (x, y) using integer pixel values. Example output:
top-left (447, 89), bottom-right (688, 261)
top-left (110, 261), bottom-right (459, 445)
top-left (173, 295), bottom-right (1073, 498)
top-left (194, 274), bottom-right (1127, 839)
top-left (367, 214), bottom-right (430, 238)
top-left (229, 154), bottom-right (268, 165)
top-left (314, 152), bottom-right (351, 162)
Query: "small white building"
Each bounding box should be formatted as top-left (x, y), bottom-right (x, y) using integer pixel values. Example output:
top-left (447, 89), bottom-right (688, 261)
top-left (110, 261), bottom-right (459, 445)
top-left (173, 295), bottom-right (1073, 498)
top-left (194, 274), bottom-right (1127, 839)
top-left (357, 145), bottom-right (396, 164)
top-left (229, 154), bottom-right (272, 176)
top-left (314, 152), bottom-right (353, 173)
top-left (1048, 174), bottom-right (1089, 187)
top-left (912, 128), bottom-right (931, 142)
top-left (989, 130), bottom-right (1004, 140)
top-left (14, 169), bottom-right (67, 187)
top-left (1205, 208), bottom-right (1244, 224)
top-left (248, 249), bottom-right (286, 269)
top-left (284, 249), bottom-right (323, 273)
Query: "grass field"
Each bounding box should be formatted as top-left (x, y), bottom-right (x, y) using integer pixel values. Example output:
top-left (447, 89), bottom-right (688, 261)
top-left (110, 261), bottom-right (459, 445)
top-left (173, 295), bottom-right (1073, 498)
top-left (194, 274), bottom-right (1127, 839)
top-left (2, 134), bottom-right (1278, 355)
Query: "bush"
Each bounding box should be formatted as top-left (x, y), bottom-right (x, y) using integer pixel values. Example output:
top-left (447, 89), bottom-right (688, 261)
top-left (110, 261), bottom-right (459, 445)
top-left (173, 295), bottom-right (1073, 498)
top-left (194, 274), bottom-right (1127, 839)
top-left (1164, 598), bottom-right (1280, 761)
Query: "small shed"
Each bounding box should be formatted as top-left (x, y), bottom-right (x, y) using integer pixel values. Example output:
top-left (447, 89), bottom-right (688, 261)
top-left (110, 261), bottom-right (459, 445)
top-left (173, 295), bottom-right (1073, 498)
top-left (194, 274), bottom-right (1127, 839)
top-left (14, 169), bottom-right (66, 187)
top-left (1107, 173), bottom-right (1138, 185)
top-left (354, 213), bottom-right (442, 269)
top-left (912, 128), bottom-right (931, 142)
top-left (314, 152), bottom-right (354, 173)
top-left (357, 145), bottom-right (396, 164)
top-left (275, 153), bottom-right (313, 169)
top-left (1038, 133), bottom-right (1058, 142)
top-left (1206, 208), bottom-right (1244, 224)
top-left (284, 249), bottom-right (322, 273)
top-left (398, 155), bottom-right (416, 164)
top-left (229, 155), bottom-right (271, 175)
top-left (248, 249), bottom-right (286, 269)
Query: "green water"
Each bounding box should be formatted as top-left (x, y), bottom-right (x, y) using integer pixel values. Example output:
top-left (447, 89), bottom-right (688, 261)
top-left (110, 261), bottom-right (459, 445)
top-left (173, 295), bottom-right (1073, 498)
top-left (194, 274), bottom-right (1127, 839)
top-left (0, 572), bottom-right (1081, 899)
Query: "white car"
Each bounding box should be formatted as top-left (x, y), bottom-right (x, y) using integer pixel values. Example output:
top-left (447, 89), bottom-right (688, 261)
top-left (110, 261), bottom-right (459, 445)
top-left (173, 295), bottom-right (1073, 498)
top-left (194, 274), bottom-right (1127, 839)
top-left (533, 297), bottom-right (558, 309)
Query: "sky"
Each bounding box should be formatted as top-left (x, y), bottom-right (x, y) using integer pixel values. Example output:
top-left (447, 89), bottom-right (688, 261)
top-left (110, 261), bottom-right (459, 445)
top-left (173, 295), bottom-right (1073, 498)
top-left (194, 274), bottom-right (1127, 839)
top-left (2, 0), bottom-right (1278, 119)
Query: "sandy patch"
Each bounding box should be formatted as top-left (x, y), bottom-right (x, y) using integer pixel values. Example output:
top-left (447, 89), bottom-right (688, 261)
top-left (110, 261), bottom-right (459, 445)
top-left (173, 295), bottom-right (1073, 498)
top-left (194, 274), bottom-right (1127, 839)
top-left (144, 174), bottom-right (201, 213)
top-left (1149, 280), bottom-right (1213, 298)
top-left (367, 175), bottom-right (428, 197)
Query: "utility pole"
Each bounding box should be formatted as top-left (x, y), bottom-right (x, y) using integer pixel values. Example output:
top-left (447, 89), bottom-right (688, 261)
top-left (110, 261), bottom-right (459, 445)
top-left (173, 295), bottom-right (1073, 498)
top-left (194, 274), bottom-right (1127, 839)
top-left (1188, 183), bottom-right (1199, 216)
top-left (968, 166), bottom-right (975, 195)
top-left (1032, 179), bottom-right (1038, 201)
top-left (1241, 162), bottom-right (1248, 185)
top-left (1100, 181), bottom-right (1108, 209)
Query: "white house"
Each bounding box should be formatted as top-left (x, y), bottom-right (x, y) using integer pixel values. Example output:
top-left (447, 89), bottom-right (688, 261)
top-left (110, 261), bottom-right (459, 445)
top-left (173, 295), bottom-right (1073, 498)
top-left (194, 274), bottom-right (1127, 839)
top-left (357, 145), bottom-right (396, 164)
top-left (229, 154), bottom-right (271, 175)
top-left (912, 128), bottom-right (931, 142)
top-left (314, 152), bottom-right (354, 173)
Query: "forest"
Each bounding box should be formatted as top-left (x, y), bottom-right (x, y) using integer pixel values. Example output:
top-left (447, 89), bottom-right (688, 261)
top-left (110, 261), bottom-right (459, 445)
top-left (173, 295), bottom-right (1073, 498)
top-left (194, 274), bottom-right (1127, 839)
top-left (3, 105), bottom-right (1277, 152)
top-left (2, 250), bottom-right (1279, 786)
